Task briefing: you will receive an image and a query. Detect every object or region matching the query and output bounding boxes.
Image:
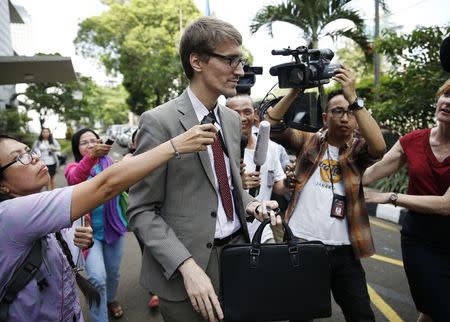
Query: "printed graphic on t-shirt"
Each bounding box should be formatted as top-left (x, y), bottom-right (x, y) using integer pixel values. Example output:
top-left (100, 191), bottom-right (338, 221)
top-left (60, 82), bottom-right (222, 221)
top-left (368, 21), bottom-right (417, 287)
top-left (317, 159), bottom-right (342, 189)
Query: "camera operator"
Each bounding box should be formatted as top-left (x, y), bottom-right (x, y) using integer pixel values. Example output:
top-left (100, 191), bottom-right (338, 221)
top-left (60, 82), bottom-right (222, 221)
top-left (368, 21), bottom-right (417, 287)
top-left (264, 65), bottom-right (386, 322)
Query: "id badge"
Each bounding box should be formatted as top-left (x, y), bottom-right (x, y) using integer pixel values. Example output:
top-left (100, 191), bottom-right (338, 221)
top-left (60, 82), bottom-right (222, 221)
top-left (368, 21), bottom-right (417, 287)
top-left (267, 170), bottom-right (274, 188)
top-left (330, 194), bottom-right (346, 219)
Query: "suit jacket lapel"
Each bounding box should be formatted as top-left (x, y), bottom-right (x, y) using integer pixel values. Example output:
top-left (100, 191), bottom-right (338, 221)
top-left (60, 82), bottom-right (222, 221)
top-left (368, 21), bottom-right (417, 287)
top-left (177, 91), bottom-right (216, 189)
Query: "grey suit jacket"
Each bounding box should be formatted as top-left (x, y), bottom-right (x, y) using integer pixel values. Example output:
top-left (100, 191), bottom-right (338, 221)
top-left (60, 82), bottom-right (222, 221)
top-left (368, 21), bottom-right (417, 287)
top-left (127, 90), bottom-right (253, 301)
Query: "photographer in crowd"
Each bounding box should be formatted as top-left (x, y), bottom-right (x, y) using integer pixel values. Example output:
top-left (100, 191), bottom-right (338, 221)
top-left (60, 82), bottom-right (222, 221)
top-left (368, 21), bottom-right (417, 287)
top-left (264, 65), bottom-right (386, 321)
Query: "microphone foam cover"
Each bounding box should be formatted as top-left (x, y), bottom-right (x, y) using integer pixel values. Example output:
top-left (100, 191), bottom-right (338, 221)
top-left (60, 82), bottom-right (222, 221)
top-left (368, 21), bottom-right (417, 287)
top-left (253, 121), bottom-right (270, 166)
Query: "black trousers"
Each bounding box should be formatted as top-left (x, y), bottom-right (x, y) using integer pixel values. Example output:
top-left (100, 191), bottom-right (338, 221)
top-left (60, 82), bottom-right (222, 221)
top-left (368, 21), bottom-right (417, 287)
top-left (291, 245), bottom-right (375, 322)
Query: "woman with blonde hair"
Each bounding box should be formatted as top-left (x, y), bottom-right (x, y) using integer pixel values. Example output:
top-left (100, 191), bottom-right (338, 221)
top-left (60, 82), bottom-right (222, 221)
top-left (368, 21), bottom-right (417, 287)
top-left (363, 79), bottom-right (450, 322)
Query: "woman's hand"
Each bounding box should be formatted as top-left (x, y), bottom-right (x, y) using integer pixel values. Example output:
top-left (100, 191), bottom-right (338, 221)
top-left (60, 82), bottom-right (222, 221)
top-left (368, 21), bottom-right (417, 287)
top-left (89, 140), bottom-right (112, 159)
top-left (73, 226), bottom-right (94, 249)
top-left (364, 190), bottom-right (391, 204)
top-left (171, 124), bottom-right (217, 154)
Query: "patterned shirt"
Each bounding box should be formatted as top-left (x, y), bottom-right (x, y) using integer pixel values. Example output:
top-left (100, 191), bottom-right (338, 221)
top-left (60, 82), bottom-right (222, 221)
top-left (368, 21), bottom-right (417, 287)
top-left (272, 128), bottom-right (380, 258)
top-left (0, 187), bottom-right (83, 322)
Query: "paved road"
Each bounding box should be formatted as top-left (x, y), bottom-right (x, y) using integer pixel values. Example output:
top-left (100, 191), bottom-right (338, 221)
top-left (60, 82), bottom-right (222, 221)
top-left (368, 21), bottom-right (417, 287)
top-left (55, 146), bottom-right (417, 322)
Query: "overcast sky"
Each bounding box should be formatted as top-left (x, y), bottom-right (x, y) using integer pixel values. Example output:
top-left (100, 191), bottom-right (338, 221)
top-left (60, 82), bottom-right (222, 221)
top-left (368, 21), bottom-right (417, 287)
top-left (10, 0), bottom-right (450, 134)
top-left (12, 0), bottom-right (450, 97)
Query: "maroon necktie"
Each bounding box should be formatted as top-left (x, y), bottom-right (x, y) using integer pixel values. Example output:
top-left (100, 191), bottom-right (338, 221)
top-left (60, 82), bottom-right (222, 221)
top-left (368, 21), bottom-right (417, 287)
top-left (210, 127), bottom-right (234, 221)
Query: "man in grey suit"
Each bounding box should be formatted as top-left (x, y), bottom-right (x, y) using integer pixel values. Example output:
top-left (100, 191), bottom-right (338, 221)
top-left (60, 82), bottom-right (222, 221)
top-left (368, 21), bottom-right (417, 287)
top-left (128, 17), bottom-right (279, 322)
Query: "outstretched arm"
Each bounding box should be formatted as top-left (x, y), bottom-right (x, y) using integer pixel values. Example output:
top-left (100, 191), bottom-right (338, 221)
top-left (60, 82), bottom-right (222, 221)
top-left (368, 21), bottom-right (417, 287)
top-left (70, 124), bottom-right (217, 222)
top-left (365, 187), bottom-right (450, 216)
top-left (333, 65), bottom-right (386, 158)
top-left (362, 141), bottom-right (406, 185)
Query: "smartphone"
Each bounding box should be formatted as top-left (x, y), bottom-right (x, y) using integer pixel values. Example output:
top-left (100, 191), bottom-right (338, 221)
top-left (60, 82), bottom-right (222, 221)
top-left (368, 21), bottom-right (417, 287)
top-left (105, 138), bottom-right (115, 145)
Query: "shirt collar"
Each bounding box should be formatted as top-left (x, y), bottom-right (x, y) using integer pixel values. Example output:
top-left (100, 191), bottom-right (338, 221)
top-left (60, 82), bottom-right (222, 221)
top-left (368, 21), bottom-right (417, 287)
top-left (320, 128), bottom-right (355, 150)
top-left (187, 87), bottom-right (220, 124)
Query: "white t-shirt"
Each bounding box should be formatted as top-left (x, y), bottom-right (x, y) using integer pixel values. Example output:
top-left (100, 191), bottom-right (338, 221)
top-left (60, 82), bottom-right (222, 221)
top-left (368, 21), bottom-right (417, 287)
top-left (289, 145), bottom-right (351, 245)
top-left (34, 140), bottom-right (56, 165)
top-left (244, 137), bottom-right (286, 243)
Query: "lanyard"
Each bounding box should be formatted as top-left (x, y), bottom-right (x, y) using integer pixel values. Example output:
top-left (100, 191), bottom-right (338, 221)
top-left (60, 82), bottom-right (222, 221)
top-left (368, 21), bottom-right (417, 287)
top-left (326, 145), bottom-right (336, 193)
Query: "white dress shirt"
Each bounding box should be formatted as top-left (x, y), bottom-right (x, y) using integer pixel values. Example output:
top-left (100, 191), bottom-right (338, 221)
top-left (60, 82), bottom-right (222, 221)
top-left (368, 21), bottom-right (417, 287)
top-left (187, 88), bottom-right (241, 239)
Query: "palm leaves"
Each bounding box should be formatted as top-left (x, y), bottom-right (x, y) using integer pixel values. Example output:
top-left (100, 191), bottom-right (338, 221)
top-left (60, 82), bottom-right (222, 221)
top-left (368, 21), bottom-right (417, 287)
top-left (251, 0), bottom-right (387, 60)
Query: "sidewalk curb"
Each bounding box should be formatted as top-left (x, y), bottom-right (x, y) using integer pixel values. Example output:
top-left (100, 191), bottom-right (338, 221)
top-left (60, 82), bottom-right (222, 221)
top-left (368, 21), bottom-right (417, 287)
top-left (367, 202), bottom-right (407, 225)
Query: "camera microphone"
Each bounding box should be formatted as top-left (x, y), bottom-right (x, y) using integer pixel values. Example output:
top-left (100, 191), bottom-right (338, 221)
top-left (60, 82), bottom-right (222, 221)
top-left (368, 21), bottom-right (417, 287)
top-left (249, 121), bottom-right (270, 197)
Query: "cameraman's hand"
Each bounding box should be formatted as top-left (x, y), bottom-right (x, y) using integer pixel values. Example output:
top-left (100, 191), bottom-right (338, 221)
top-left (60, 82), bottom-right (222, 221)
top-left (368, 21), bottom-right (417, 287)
top-left (89, 140), bottom-right (112, 159)
top-left (332, 65), bottom-right (357, 104)
top-left (242, 171), bottom-right (261, 189)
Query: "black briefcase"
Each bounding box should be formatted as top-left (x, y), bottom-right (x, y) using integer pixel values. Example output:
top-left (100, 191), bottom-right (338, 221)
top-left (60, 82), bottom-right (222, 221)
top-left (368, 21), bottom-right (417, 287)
top-left (220, 220), bottom-right (331, 321)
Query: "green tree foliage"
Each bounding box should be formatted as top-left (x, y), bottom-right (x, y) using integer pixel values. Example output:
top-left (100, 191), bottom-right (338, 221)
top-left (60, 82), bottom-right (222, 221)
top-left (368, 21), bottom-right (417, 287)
top-left (250, 0), bottom-right (387, 59)
top-left (90, 85), bottom-right (130, 127)
top-left (13, 76), bottom-right (95, 130)
top-left (75, 0), bottom-right (200, 115)
top-left (336, 40), bottom-right (370, 80)
top-left (0, 108), bottom-right (33, 145)
top-left (371, 25), bottom-right (450, 135)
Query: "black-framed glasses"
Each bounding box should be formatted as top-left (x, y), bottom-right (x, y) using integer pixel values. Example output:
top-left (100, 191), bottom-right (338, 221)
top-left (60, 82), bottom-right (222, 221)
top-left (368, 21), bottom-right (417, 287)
top-left (329, 107), bottom-right (355, 118)
top-left (0, 149), bottom-right (41, 174)
top-left (205, 52), bottom-right (247, 68)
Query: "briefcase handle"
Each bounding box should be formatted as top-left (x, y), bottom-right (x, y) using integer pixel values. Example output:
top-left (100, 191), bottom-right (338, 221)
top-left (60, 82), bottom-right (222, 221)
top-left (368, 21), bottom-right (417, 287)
top-left (252, 219), bottom-right (296, 246)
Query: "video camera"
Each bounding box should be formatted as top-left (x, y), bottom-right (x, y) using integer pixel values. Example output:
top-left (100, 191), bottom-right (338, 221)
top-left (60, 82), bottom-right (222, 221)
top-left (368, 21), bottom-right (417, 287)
top-left (236, 64), bottom-right (263, 95)
top-left (269, 46), bottom-right (340, 89)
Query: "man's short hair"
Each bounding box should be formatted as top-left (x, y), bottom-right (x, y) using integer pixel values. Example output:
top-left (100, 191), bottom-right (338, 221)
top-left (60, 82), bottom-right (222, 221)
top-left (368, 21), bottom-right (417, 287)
top-left (179, 16), bottom-right (242, 80)
top-left (436, 79), bottom-right (450, 98)
top-left (226, 94), bottom-right (253, 107)
top-left (321, 89), bottom-right (344, 112)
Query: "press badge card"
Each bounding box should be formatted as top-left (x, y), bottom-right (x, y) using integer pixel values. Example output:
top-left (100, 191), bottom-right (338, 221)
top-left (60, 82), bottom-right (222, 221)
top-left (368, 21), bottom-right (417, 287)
top-left (330, 194), bottom-right (347, 219)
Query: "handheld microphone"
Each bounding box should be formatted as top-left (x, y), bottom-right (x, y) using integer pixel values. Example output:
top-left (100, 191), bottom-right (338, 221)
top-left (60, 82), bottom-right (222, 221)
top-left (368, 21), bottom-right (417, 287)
top-left (240, 135), bottom-right (248, 159)
top-left (249, 121), bottom-right (270, 197)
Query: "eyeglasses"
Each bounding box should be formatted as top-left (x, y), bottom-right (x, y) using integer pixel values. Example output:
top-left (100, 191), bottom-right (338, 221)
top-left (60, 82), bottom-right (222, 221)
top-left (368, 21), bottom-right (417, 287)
top-left (0, 149), bottom-right (41, 174)
top-left (329, 107), bottom-right (355, 118)
top-left (205, 52), bottom-right (247, 68)
top-left (79, 139), bottom-right (98, 146)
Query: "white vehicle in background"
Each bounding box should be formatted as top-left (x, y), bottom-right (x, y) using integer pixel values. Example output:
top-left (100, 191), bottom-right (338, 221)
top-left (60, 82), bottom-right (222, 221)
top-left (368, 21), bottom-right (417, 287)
top-left (106, 124), bottom-right (127, 140)
top-left (116, 126), bottom-right (137, 148)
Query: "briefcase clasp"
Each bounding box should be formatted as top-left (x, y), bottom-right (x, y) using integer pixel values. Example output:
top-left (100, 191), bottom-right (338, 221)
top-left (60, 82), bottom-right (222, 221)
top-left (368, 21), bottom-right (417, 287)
top-left (249, 247), bottom-right (260, 269)
top-left (289, 245), bottom-right (300, 268)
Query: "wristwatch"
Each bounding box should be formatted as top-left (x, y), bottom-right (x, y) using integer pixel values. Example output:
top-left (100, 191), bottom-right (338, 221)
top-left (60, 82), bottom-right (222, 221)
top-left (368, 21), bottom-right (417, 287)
top-left (389, 193), bottom-right (398, 207)
top-left (348, 97), bottom-right (364, 111)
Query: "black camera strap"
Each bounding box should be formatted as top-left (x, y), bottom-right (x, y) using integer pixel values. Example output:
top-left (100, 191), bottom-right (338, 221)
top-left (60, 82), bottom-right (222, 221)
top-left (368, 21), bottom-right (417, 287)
top-left (0, 238), bottom-right (47, 322)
